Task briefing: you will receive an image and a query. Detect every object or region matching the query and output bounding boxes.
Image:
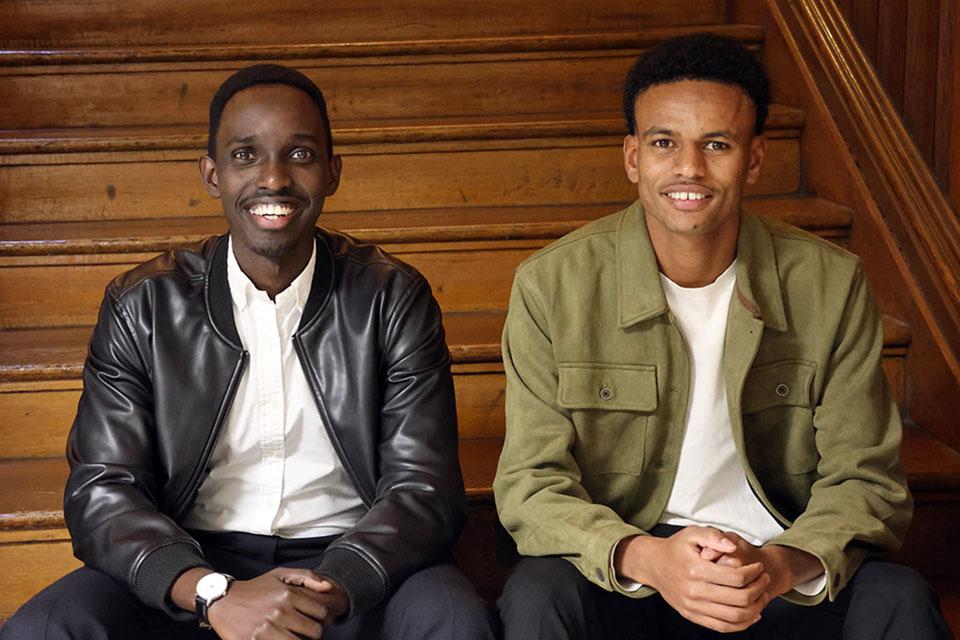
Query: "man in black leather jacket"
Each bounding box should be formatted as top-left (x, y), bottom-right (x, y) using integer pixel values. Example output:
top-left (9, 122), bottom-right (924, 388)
top-left (2, 65), bottom-right (496, 640)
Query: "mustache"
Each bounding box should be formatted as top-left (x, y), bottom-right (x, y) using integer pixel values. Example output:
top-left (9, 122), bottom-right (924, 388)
top-left (238, 188), bottom-right (308, 208)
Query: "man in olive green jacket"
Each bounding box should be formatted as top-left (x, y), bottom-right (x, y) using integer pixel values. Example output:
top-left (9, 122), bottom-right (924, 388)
top-left (494, 33), bottom-right (951, 640)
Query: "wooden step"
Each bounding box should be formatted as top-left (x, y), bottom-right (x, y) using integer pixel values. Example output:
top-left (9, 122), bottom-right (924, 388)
top-left (0, 312), bottom-right (912, 460)
top-left (0, 1), bottom-right (729, 49)
top-left (0, 197), bottom-right (839, 332)
top-left (0, 26), bottom-right (763, 129)
top-left (0, 107), bottom-right (803, 225)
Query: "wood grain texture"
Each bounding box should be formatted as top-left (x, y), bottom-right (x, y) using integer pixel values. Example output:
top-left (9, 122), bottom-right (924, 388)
top-left (0, 0), bottom-right (728, 48)
top-left (0, 26), bottom-right (762, 129)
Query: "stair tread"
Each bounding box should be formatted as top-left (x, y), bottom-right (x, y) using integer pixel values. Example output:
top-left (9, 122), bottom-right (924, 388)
top-left (0, 105), bottom-right (804, 154)
top-left (1, 427), bottom-right (957, 530)
top-left (0, 197), bottom-right (851, 257)
top-left (0, 310), bottom-right (910, 383)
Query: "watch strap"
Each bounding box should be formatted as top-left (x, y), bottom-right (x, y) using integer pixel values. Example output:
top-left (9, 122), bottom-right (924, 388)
top-left (195, 573), bottom-right (234, 629)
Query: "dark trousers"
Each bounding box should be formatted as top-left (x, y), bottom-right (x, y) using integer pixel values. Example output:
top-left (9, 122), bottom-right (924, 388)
top-left (1, 530), bottom-right (499, 640)
top-left (499, 527), bottom-right (953, 640)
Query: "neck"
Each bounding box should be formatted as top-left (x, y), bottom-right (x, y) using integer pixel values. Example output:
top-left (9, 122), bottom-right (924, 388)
top-left (232, 237), bottom-right (313, 300)
top-left (649, 227), bottom-right (737, 288)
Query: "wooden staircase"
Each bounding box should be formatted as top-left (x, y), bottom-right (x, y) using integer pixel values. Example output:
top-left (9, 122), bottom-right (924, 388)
top-left (1, 0), bottom-right (958, 630)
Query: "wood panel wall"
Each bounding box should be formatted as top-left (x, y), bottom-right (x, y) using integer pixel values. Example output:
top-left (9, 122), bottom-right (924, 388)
top-left (835, 0), bottom-right (960, 211)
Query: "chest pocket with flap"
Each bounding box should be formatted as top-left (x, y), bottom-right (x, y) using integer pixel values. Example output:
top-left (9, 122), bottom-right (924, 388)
top-left (742, 359), bottom-right (818, 474)
top-left (558, 363), bottom-right (657, 476)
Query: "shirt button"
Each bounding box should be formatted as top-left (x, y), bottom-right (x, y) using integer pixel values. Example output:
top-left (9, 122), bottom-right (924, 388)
top-left (775, 383), bottom-right (789, 397)
top-left (599, 386), bottom-right (614, 401)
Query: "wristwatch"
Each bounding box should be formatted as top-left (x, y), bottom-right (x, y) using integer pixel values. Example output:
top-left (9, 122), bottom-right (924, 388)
top-left (195, 572), bottom-right (234, 629)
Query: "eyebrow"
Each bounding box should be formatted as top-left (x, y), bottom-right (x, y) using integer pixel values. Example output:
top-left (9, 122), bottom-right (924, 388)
top-left (224, 133), bottom-right (324, 146)
top-left (640, 127), bottom-right (740, 141)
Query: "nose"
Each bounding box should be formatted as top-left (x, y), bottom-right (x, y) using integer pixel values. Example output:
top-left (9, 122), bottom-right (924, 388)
top-left (258, 157), bottom-right (291, 191)
top-left (673, 143), bottom-right (706, 179)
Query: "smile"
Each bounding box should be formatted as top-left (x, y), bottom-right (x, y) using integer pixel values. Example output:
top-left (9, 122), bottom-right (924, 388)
top-left (665, 191), bottom-right (707, 201)
top-left (247, 203), bottom-right (295, 219)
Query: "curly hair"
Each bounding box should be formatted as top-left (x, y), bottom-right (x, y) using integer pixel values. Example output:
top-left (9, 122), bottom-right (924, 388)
top-left (207, 64), bottom-right (333, 159)
top-left (623, 33), bottom-right (770, 136)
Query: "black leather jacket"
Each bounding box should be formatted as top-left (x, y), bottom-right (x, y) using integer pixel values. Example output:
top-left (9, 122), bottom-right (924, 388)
top-left (64, 229), bottom-right (466, 619)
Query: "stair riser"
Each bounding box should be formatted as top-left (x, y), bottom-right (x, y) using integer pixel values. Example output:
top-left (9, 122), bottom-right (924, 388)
top-left (0, 0), bottom-right (727, 49)
top-left (0, 138), bottom-right (801, 224)
top-left (0, 54), bottom-right (658, 129)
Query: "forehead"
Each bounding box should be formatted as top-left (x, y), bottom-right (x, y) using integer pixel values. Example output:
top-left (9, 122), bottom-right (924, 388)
top-left (216, 84), bottom-right (326, 145)
top-left (634, 80), bottom-right (755, 135)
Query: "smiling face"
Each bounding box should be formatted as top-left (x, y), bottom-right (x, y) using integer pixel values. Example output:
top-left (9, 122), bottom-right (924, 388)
top-left (200, 83), bottom-right (341, 270)
top-left (623, 79), bottom-right (765, 252)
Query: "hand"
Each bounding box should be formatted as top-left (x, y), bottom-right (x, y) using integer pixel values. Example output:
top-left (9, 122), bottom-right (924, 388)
top-left (170, 568), bottom-right (334, 640)
top-left (280, 574), bottom-right (349, 626)
top-left (704, 532), bottom-right (823, 599)
top-left (615, 526), bottom-right (771, 633)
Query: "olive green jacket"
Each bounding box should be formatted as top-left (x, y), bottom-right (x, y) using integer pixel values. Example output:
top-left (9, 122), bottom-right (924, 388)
top-left (494, 201), bottom-right (912, 605)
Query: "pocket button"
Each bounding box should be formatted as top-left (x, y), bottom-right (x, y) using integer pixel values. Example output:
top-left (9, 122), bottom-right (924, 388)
top-left (599, 386), bottom-right (614, 401)
top-left (775, 383), bottom-right (789, 397)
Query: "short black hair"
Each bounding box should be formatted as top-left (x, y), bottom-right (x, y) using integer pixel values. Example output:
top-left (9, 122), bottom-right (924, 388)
top-left (623, 33), bottom-right (770, 136)
top-left (207, 63), bottom-right (334, 159)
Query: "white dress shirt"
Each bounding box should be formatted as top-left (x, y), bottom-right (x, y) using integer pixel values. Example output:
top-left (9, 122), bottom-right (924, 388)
top-left (183, 238), bottom-right (366, 538)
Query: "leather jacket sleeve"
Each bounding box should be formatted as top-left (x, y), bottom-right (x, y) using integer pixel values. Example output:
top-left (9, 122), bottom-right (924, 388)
top-left (312, 275), bottom-right (467, 618)
top-left (64, 291), bottom-right (211, 618)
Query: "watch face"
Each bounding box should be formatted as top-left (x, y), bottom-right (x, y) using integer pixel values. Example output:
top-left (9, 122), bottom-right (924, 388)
top-left (197, 573), bottom-right (230, 600)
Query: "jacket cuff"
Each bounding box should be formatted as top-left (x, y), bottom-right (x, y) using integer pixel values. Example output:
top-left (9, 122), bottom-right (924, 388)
top-left (314, 546), bottom-right (387, 619)
top-left (767, 532), bottom-right (866, 604)
top-left (133, 541), bottom-right (211, 620)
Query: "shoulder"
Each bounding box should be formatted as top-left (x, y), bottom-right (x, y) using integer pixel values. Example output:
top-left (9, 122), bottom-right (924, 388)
top-left (320, 227), bottom-right (428, 302)
top-left (760, 214), bottom-right (860, 269)
top-left (516, 207), bottom-right (625, 279)
top-left (105, 236), bottom-right (220, 303)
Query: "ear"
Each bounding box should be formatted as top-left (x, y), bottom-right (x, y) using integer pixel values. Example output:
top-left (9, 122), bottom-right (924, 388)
top-left (745, 135), bottom-right (767, 185)
top-left (199, 155), bottom-right (221, 198)
top-left (623, 135), bottom-right (640, 184)
top-left (325, 154), bottom-right (343, 197)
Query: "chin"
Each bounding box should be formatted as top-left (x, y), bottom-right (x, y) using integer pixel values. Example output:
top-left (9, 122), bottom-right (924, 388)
top-left (249, 237), bottom-right (301, 259)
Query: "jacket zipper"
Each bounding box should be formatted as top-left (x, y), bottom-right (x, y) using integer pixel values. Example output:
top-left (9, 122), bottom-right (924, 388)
top-left (171, 350), bottom-right (248, 521)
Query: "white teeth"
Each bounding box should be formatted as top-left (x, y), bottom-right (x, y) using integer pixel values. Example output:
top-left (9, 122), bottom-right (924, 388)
top-left (666, 191), bottom-right (706, 201)
top-left (249, 203), bottom-right (294, 217)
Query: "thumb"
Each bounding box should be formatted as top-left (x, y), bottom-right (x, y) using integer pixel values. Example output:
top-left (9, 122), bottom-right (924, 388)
top-left (279, 570), bottom-right (329, 592)
top-left (688, 526), bottom-right (737, 554)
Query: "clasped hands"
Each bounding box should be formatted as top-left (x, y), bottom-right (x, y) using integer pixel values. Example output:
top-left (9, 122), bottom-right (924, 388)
top-left (178, 566), bottom-right (349, 640)
top-left (614, 526), bottom-right (819, 633)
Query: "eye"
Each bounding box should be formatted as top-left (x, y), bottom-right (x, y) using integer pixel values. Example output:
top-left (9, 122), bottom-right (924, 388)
top-left (230, 148), bottom-right (256, 163)
top-left (651, 138), bottom-right (674, 149)
top-left (290, 147), bottom-right (316, 162)
top-left (704, 140), bottom-right (730, 151)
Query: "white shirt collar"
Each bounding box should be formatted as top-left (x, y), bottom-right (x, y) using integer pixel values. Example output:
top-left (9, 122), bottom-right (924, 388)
top-left (227, 237), bottom-right (316, 315)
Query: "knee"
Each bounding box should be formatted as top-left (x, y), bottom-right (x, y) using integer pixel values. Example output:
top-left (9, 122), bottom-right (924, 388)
top-left (499, 557), bottom-right (589, 613)
top-left (1, 568), bottom-right (138, 640)
top-left (388, 564), bottom-right (496, 639)
top-left (851, 562), bottom-right (939, 611)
